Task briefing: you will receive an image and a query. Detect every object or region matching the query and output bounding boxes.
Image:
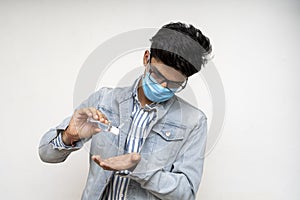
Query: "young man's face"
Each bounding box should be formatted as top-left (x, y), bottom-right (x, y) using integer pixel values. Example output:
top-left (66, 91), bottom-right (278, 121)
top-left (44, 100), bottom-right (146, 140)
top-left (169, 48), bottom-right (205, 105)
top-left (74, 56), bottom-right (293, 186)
top-left (143, 50), bottom-right (187, 90)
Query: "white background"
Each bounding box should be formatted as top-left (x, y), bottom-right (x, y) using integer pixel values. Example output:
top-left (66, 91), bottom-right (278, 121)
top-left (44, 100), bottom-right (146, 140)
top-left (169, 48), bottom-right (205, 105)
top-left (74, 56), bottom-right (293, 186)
top-left (0, 0), bottom-right (299, 199)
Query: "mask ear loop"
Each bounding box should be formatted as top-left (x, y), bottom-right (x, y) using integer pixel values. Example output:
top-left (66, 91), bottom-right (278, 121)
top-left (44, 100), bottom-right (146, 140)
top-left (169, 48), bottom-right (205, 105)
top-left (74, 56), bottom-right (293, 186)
top-left (147, 51), bottom-right (151, 64)
top-left (143, 52), bottom-right (151, 78)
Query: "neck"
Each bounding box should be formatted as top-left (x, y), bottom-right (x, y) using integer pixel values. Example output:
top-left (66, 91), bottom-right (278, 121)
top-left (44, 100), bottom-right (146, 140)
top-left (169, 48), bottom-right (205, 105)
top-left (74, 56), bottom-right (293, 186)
top-left (137, 79), bottom-right (152, 107)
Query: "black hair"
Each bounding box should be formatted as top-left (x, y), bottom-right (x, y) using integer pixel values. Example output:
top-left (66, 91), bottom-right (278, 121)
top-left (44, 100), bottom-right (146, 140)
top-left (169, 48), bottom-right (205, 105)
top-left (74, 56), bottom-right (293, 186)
top-left (150, 22), bottom-right (212, 77)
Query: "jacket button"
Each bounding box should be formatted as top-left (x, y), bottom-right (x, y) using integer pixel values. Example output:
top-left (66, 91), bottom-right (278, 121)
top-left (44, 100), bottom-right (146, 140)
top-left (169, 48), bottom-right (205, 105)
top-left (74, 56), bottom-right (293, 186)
top-left (165, 132), bottom-right (171, 137)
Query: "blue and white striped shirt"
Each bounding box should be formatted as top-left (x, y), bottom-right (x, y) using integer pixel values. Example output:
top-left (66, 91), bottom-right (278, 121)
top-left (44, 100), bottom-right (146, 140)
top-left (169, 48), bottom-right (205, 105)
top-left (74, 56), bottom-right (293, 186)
top-left (101, 82), bottom-right (157, 200)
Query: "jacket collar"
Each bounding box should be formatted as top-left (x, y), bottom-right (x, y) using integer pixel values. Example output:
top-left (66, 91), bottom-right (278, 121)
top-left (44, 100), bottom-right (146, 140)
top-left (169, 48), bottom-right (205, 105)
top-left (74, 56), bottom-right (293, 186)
top-left (115, 76), bottom-right (176, 123)
top-left (116, 76), bottom-right (176, 109)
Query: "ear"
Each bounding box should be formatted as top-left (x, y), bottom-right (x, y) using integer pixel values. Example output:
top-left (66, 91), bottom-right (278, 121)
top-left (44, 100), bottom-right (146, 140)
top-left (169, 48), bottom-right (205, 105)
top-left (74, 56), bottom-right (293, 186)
top-left (143, 50), bottom-right (150, 66)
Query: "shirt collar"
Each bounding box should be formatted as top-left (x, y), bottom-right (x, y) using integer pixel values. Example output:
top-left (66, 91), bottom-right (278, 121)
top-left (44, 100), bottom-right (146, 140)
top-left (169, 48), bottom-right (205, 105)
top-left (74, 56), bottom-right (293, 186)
top-left (132, 75), bottom-right (159, 111)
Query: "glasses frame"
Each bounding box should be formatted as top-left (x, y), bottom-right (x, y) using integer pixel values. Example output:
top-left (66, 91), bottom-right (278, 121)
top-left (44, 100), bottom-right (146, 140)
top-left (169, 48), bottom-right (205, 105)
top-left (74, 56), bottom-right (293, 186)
top-left (146, 63), bottom-right (188, 93)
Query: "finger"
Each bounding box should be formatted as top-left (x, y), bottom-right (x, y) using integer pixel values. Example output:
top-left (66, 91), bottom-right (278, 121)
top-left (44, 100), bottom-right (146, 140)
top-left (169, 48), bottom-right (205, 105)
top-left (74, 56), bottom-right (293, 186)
top-left (77, 107), bottom-right (102, 121)
top-left (96, 110), bottom-right (109, 124)
top-left (95, 109), bottom-right (107, 120)
top-left (98, 117), bottom-right (110, 124)
top-left (94, 128), bottom-right (101, 132)
top-left (77, 108), bottom-right (93, 118)
top-left (101, 165), bottom-right (114, 171)
top-left (92, 155), bottom-right (102, 166)
top-left (131, 153), bottom-right (141, 162)
top-left (87, 107), bottom-right (100, 120)
top-left (92, 156), bottom-right (114, 170)
top-left (91, 124), bottom-right (102, 134)
top-left (99, 161), bottom-right (115, 171)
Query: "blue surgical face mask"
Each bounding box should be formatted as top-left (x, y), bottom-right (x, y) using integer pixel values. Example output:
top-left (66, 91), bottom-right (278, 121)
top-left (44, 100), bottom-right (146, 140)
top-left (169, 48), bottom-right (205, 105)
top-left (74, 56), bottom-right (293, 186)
top-left (142, 72), bottom-right (175, 103)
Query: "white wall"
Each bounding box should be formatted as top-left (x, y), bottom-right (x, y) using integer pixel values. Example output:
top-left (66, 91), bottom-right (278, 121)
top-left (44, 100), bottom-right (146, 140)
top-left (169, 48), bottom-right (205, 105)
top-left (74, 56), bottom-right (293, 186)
top-left (0, 0), bottom-right (299, 199)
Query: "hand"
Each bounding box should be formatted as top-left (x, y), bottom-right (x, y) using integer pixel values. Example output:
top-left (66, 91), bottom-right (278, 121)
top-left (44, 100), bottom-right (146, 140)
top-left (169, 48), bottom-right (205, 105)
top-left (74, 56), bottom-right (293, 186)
top-left (62, 107), bottom-right (109, 145)
top-left (92, 153), bottom-right (141, 171)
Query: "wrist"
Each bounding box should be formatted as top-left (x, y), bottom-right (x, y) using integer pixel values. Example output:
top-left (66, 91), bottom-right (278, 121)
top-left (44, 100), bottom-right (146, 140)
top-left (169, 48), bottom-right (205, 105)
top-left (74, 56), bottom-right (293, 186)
top-left (62, 127), bottom-right (77, 146)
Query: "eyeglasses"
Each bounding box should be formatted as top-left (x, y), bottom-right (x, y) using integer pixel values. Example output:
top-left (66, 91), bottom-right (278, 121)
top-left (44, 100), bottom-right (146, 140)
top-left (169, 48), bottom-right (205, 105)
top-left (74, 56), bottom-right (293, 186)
top-left (146, 63), bottom-right (188, 93)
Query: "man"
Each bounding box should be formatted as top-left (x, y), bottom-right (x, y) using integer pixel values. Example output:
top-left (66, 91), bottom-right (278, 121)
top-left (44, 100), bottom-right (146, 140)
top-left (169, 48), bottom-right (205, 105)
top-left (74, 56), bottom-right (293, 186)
top-left (39, 22), bottom-right (212, 200)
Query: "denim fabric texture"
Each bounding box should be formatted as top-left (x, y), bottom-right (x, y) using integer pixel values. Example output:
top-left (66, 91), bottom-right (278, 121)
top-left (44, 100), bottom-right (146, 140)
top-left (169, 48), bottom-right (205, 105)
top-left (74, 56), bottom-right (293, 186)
top-left (39, 78), bottom-right (207, 200)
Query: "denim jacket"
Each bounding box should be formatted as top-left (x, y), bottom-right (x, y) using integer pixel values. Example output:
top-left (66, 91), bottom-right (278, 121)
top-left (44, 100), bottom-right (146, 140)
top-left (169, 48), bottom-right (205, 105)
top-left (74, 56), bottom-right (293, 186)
top-left (39, 79), bottom-right (207, 200)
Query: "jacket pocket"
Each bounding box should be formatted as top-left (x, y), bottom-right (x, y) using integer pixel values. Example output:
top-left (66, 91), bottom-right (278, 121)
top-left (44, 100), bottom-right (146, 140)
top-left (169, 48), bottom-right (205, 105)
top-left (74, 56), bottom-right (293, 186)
top-left (152, 121), bottom-right (185, 141)
top-left (141, 121), bottom-right (186, 168)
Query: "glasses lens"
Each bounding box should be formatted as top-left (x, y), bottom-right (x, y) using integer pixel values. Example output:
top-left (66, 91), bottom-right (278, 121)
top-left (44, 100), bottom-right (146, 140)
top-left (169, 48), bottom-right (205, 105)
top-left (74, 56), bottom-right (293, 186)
top-left (168, 82), bottom-right (186, 93)
top-left (148, 73), bottom-right (158, 84)
top-left (147, 64), bottom-right (187, 93)
top-left (148, 65), bottom-right (164, 83)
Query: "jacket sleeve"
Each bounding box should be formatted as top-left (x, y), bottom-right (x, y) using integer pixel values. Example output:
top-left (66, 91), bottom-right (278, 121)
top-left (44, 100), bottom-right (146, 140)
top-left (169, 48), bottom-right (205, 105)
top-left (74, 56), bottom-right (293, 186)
top-left (38, 89), bottom-right (105, 163)
top-left (129, 116), bottom-right (207, 200)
